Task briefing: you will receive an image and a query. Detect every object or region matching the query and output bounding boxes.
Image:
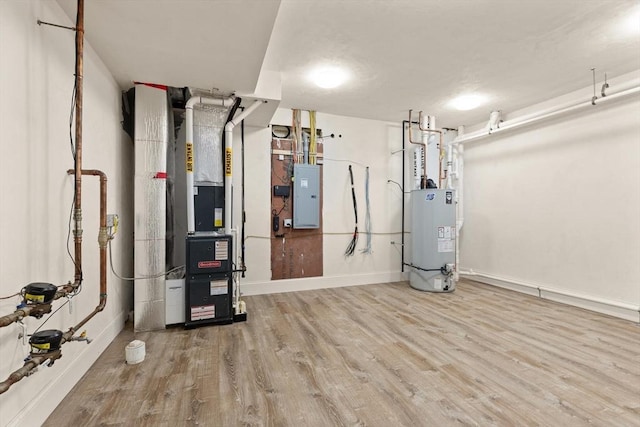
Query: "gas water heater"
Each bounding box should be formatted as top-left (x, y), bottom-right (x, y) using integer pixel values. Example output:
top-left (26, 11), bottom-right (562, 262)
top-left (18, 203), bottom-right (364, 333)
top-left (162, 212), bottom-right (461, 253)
top-left (410, 189), bottom-right (456, 292)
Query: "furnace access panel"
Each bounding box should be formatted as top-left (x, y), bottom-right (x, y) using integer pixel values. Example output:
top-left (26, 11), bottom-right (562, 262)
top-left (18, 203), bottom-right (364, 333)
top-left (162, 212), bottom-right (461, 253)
top-left (185, 234), bottom-right (233, 328)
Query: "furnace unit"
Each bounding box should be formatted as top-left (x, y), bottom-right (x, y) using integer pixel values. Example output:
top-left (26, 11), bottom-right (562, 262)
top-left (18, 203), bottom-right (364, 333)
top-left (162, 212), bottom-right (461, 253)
top-left (185, 234), bottom-right (233, 327)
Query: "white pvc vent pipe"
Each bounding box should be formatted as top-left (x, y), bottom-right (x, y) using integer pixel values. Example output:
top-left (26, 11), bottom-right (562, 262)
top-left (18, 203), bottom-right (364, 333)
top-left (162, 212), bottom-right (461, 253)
top-left (455, 85), bottom-right (640, 145)
top-left (223, 99), bottom-right (263, 234)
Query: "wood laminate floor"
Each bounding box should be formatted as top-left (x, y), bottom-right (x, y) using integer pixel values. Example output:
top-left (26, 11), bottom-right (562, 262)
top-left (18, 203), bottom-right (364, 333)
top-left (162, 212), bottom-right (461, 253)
top-left (45, 280), bottom-right (640, 426)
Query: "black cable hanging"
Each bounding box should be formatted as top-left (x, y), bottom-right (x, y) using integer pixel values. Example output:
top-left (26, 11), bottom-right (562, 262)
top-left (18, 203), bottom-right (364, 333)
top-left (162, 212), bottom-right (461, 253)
top-left (345, 165), bottom-right (358, 256)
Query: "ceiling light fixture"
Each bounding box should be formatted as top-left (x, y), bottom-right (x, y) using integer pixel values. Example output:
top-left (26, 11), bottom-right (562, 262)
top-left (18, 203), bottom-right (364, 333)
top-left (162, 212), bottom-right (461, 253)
top-left (623, 7), bottom-right (640, 36)
top-left (448, 94), bottom-right (488, 111)
top-left (309, 66), bottom-right (348, 89)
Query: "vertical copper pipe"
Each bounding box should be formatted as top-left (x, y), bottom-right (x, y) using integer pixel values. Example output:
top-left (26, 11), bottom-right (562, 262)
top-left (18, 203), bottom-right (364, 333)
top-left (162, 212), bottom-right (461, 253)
top-left (73, 0), bottom-right (84, 285)
top-left (65, 169), bottom-right (108, 337)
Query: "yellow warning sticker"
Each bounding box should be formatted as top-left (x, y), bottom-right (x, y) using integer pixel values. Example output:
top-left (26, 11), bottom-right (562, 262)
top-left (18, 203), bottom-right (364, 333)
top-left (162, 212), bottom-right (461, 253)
top-left (225, 147), bottom-right (232, 176)
top-left (186, 143), bottom-right (194, 172)
top-left (25, 293), bottom-right (45, 303)
top-left (32, 342), bottom-right (50, 350)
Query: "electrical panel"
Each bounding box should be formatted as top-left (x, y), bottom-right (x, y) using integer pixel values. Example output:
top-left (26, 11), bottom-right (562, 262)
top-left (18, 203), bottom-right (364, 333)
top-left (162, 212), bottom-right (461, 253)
top-left (293, 164), bottom-right (320, 229)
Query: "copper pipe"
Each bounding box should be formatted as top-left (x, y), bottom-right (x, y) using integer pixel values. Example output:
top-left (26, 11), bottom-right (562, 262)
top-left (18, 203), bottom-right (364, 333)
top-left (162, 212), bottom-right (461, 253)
top-left (0, 1), bottom-right (92, 395)
top-left (72, 0), bottom-right (84, 285)
top-left (65, 169), bottom-right (108, 337)
top-left (0, 307), bottom-right (34, 328)
top-left (0, 283), bottom-right (75, 328)
top-left (0, 169), bottom-right (106, 393)
top-left (0, 351), bottom-right (62, 395)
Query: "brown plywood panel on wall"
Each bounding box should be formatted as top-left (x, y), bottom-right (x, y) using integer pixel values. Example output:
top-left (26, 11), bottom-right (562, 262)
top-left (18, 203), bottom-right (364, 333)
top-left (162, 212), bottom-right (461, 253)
top-left (270, 137), bottom-right (323, 280)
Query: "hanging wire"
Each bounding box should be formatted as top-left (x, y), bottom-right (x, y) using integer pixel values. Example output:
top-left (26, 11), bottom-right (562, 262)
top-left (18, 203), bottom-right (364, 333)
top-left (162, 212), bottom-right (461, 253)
top-left (322, 157), bottom-right (368, 168)
top-left (345, 165), bottom-right (359, 256)
top-left (69, 81), bottom-right (77, 161)
top-left (361, 167), bottom-right (372, 254)
top-left (387, 179), bottom-right (411, 194)
top-left (271, 197), bottom-right (289, 217)
top-left (0, 292), bottom-right (20, 300)
top-left (66, 75), bottom-right (82, 293)
top-left (591, 67), bottom-right (598, 105)
top-left (31, 298), bottom-right (72, 335)
top-left (107, 240), bottom-right (184, 281)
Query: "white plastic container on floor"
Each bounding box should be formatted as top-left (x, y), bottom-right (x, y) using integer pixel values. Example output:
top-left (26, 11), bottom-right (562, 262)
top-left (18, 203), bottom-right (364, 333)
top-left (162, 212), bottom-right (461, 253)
top-left (125, 340), bottom-right (145, 364)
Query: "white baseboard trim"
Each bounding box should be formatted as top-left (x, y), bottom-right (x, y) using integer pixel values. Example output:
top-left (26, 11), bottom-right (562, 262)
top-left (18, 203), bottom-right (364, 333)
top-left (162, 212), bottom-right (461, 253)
top-left (462, 271), bottom-right (640, 323)
top-left (7, 310), bottom-right (128, 427)
top-left (241, 271), bottom-right (405, 296)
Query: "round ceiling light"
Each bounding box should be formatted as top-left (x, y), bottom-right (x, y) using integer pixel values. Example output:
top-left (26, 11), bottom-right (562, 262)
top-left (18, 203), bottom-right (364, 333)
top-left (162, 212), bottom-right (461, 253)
top-left (448, 94), bottom-right (488, 111)
top-left (623, 7), bottom-right (640, 36)
top-left (309, 66), bottom-right (348, 89)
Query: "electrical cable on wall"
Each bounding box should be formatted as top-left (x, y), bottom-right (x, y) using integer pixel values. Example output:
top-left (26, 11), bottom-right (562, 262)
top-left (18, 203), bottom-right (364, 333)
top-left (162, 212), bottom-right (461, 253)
top-left (106, 220), bottom-right (183, 281)
top-left (66, 65), bottom-right (83, 293)
top-left (361, 166), bottom-right (372, 254)
top-left (345, 165), bottom-right (359, 256)
top-left (0, 292), bottom-right (20, 300)
top-left (31, 298), bottom-right (72, 335)
top-left (322, 157), bottom-right (368, 168)
top-left (387, 179), bottom-right (411, 194)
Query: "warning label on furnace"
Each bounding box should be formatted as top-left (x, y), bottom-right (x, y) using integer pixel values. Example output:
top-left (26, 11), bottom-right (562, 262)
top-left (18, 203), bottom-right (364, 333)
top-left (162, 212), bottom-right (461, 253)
top-left (214, 208), bottom-right (223, 227)
top-left (191, 305), bottom-right (215, 321)
top-left (215, 240), bottom-right (229, 260)
top-left (210, 279), bottom-right (228, 296)
top-left (437, 226), bottom-right (455, 253)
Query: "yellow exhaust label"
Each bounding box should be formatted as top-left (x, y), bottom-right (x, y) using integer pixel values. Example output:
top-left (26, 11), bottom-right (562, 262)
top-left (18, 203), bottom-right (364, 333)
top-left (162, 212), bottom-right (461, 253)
top-left (186, 143), bottom-right (194, 172)
top-left (225, 147), bottom-right (232, 176)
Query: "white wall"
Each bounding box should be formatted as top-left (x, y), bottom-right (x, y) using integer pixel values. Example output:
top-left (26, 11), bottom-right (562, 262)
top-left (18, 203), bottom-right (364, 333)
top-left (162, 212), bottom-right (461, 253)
top-left (237, 109), bottom-right (407, 294)
top-left (0, 2), bottom-right (133, 425)
top-left (460, 71), bottom-right (640, 321)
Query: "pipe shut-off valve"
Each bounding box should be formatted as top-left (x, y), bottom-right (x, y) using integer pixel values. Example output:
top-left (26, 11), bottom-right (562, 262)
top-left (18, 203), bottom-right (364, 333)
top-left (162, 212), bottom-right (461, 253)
top-left (68, 330), bottom-right (92, 344)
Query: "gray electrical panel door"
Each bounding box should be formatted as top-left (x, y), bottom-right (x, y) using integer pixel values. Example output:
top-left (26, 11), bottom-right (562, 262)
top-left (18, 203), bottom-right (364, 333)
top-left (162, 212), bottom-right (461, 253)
top-left (410, 189), bottom-right (456, 292)
top-left (293, 164), bottom-right (320, 229)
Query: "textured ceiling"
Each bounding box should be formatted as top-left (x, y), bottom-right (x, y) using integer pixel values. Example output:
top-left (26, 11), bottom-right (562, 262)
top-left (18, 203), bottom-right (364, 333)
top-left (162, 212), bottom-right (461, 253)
top-left (56, 0), bottom-right (282, 94)
top-left (56, 0), bottom-right (640, 128)
top-left (265, 0), bottom-right (640, 127)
